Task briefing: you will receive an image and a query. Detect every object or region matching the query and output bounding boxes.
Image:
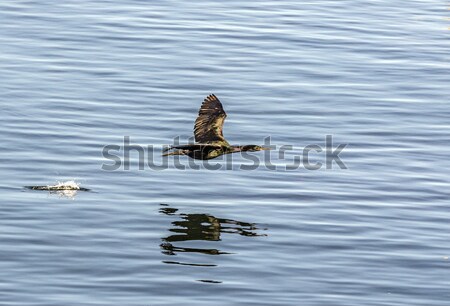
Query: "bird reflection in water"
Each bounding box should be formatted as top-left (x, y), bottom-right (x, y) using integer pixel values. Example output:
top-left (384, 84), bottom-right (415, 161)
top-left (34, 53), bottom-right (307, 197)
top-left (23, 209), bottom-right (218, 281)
top-left (159, 204), bottom-right (267, 266)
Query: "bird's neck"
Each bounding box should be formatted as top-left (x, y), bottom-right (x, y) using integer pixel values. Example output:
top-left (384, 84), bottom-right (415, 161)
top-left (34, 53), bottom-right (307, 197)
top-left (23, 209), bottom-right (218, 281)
top-left (231, 146), bottom-right (244, 153)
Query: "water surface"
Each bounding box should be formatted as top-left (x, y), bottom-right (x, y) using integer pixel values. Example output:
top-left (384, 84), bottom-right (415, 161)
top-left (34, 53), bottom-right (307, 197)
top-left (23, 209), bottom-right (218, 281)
top-left (1, 1), bottom-right (449, 305)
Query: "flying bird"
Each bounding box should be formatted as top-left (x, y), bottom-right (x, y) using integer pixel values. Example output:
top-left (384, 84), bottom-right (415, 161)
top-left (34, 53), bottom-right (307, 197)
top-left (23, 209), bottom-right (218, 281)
top-left (163, 94), bottom-right (269, 160)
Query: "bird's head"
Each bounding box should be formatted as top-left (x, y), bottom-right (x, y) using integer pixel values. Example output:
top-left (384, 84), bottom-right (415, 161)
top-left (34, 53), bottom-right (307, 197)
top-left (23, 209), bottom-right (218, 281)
top-left (238, 145), bottom-right (271, 152)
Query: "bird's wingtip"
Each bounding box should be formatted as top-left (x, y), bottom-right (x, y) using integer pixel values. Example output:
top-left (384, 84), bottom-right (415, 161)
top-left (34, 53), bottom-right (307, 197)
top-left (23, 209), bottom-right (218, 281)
top-left (206, 93), bottom-right (218, 101)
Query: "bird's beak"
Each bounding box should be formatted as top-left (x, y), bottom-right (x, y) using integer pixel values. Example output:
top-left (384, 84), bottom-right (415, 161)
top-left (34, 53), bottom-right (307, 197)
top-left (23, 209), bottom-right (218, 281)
top-left (260, 146), bottom-right (272, 151)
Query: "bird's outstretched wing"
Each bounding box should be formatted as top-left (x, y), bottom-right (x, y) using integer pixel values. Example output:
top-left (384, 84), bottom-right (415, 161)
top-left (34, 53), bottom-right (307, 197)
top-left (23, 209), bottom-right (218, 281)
top-left (194, 94), bottom-right (229, 146)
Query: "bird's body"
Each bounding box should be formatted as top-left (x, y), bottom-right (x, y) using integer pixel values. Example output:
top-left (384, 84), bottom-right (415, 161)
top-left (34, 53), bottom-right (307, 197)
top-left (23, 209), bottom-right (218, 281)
top-left (165, 144), bottom-right (231, 160)
top-left (163, 94), bottom-right (268, 160)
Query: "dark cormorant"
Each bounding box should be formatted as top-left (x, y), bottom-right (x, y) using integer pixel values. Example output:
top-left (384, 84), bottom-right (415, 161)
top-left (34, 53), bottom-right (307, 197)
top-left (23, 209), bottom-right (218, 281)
top-left (163, 94), bottom-right (269, 160)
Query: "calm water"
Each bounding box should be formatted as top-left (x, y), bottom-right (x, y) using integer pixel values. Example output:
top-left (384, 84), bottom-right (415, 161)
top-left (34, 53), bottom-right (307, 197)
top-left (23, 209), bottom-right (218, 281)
top-left (1, 1), bottom-right (449, 305)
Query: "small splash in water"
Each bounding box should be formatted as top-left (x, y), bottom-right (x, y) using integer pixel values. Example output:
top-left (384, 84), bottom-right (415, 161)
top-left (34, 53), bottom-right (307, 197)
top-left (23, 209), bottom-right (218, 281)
top-left (25, 180), bottom-right (90, 199)
top-left (25, 180), bottom-right (90, 191)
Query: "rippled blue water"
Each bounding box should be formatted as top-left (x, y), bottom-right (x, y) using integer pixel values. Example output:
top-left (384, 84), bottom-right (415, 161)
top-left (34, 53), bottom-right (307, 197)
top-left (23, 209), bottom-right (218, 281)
top-left (1, 1), bottom-right (449, 305)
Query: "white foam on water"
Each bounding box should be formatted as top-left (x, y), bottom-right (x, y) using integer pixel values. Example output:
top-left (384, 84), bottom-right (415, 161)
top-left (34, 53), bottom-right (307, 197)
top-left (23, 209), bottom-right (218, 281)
top-left (47, 180), bottom-right (81, 190)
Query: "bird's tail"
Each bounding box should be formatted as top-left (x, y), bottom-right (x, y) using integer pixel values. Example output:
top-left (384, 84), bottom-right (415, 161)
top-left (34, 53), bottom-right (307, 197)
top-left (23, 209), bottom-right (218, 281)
top-left (162, 145), bottom-right (172, 152)
top-left (162, 149), bottom-right (187, 157)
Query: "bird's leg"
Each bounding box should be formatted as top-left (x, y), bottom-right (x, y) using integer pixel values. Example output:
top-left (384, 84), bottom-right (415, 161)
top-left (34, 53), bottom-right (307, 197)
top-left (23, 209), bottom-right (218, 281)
top-left (162, 149), bottom-right (188, 157)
